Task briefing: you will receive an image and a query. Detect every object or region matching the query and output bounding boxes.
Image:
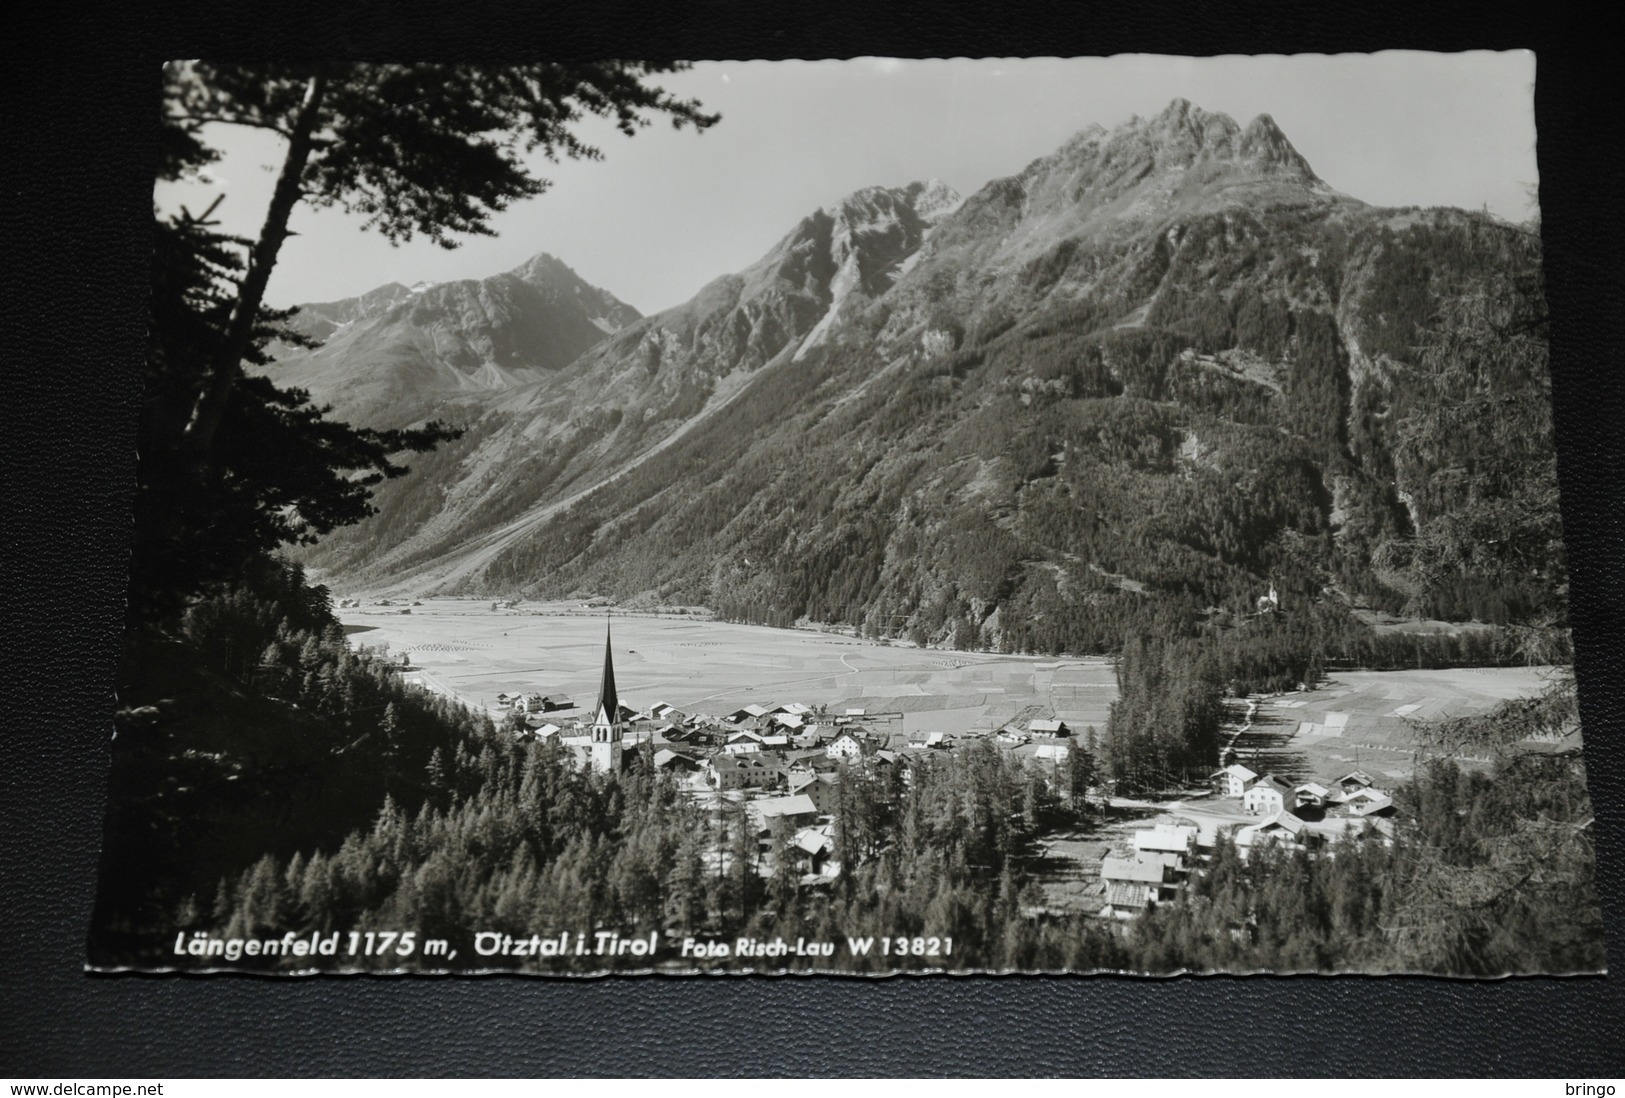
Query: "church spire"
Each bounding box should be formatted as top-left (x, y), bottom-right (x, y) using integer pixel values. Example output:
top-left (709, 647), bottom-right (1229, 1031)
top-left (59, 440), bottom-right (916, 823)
top-left (593, 617), bottom-right (619, 731)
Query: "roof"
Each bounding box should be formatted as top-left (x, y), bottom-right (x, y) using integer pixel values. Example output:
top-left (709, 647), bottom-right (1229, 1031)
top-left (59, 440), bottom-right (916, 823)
top-left (1034, 744), bottom-right (1070, 761)
top-left (1104, 881), bottom-right (1150, 909)
top-left (1255, 811), bottom-right (1305, 835)
top-left (1134, 826), bottom-right (1197, 854)
top-left (1295, 782), bottom-right (1330, 797)
top-left (593, 621), bottom-right (619, 727)
top-left (1100, 856), bottom-right (1169, 884)
top-left (1249, 775), bottom-right (1294, 796)
top-left (793, 828), bottom-right (831, 855)
top-left (1216, 763), bottom-right (1258, 781)
top-left (1350, 794), bottom-right (1394, 816)
top-left (1337, 770), bottom-right (1375, 787)
top-left (712, 752), bottom-right (771, 772)
top-left (788, 771), bottom-right (829, 794)
top-left (749, 793), bottom-right (820, 820)
top-left (1029, 718), bottom-right (1068, 733)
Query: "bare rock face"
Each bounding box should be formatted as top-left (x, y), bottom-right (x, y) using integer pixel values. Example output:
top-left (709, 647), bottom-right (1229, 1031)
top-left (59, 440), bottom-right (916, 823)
top-left (582, 177), bottom-right (965, 381)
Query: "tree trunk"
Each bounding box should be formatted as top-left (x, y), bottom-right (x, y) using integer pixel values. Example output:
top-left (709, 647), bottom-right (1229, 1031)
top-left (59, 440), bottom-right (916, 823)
top-left (179, 71), bottom-right (329, 468)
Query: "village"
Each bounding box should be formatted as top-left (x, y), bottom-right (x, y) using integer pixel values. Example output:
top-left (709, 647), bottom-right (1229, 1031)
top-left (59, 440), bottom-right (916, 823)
top-left (332, 600), bottom-right (1560, 930)
top-left (486, 632), bottom-right (1402, 925)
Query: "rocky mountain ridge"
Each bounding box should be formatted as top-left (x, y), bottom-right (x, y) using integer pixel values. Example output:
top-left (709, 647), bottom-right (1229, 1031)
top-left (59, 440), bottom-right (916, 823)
top-left (261, 252), bottom-right (639, 428)
top-left (291, 100), bottom-right (1545, 651)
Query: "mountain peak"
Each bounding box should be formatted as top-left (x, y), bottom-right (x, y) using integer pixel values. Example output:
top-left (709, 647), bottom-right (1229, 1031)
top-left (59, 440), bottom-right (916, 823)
top-left (902, 178), bottom-right (965, 224)
top-left (506, 251), bottom-right (576, 283)
top-left (825, 179), bottom-right (963, 228)
top-left (1127, 99), bottom-right (1320, 184)
top-left (1240, 112), bottom-right (1319, 180)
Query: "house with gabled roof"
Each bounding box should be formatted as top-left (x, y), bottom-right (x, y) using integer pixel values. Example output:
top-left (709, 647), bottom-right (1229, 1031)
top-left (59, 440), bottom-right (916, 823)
top-left (653, 748), bottom-right (701, 773)
top-left (1335, 769), bottom-right (1376, 794)
top-left (788, 771), bottom-right (839, 813)
top-left (1235, 811), bottom-right (1306, 855)
top-left (1244, 774), bottom-right (1296, 816)
top-left (745, 793), bottom-right (821, 833)
top-left (1133, 824), bottom-right (1198, 858)
top-left (1100, 853), bottom-right (1179, 911)
top-left (1344, 788), bottom-right (1395, 817)
top-left (1101, 880), bottom-right (1153, 920)
top-left (724, 731), bottom-right (765, 755)
top-left (826, 728), bottom-right (880, 761)
top-left (1212, 763), bottom-right (1259, 798)
top-left (1294, 781), bottom-right (1331, 809)
top-left (790, 827), bottom-right (834, 877)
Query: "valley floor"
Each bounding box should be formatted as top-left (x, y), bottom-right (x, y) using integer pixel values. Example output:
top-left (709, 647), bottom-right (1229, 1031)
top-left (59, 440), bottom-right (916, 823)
top-left (336, 597), bottom-right (1120, 738)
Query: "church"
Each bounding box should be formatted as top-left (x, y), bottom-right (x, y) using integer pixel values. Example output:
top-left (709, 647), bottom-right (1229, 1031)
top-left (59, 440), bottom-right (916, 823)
top-left (585, 621), bottom-right (626, 774)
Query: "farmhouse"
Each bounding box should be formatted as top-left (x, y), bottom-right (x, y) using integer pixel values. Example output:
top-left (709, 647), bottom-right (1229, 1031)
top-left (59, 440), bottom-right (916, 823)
top-left (790, 827), bottom-right (834, 877)
top-left (1343, 788), bottom-right (1395, 817)
top-left (1028, 718), bottom-right (1071, 737)
top-left (1099, 853), bottom-right (1180, 913)
top-left (652, 748), bottom-right (701, 773)
top-left (1243, 775), bottom-right (1295, 815)
top-left (1212, 763), bottom-right (1259, 798)
top-left (788, 771), bottom-right (839, 813)
top-left (724, 732), bottom-right (765, 755)
top-left (1101, 881), bottom-right (1153, 921)
top-left (745, 794), bottom-right (821, 833)
top-left (1235, 811), bottom-right (1306, 855)
top-left (1335, 770), bottom-right (1376, 795)
top-left (826, 728), bottom-right (881, 761)
top-left (1133, 824), bottom-right (1199, 859)
top-left (1294, 781), bottom-right (1331, 809)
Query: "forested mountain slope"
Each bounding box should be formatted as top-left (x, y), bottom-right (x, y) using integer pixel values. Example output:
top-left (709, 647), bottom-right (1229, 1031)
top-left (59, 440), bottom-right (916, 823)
top-left (302, 100), bottom-right (1555, 655)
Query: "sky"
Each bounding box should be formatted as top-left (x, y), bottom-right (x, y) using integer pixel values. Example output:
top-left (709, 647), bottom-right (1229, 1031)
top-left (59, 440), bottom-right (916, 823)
top-left (156, 52), bottom-right (1539, 316)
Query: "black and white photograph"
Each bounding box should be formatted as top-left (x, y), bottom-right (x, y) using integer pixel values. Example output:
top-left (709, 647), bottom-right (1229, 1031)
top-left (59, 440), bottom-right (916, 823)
top-left (88, 51), bottom-right (1606, 977)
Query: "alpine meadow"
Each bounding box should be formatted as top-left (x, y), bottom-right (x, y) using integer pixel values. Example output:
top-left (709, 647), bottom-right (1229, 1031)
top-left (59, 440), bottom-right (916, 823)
top-left (93, 58), bottom-right (1604, 977)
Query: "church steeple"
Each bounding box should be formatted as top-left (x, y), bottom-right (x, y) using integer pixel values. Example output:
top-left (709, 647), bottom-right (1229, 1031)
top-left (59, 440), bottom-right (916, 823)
top-left (587, 618), bottom-right (625, 774)
top-left (593, 619), bottom-right (620, 733)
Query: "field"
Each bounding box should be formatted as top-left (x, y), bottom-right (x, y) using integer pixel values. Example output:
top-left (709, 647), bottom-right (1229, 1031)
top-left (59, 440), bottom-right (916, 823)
top-left (1231, 666), bottom-right (1565, 786)
top-left (336, 599), bottom-right (1118, 736)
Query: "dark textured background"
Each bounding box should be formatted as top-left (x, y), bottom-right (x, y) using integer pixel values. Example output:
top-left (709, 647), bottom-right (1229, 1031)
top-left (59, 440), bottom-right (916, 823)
top-left (3, 0), bottom-right (1622, 1078)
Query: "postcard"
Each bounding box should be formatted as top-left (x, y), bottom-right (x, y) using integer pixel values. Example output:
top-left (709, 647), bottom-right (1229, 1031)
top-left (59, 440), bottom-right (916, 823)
top-left (90, 53), bottom-right (1604, 975)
